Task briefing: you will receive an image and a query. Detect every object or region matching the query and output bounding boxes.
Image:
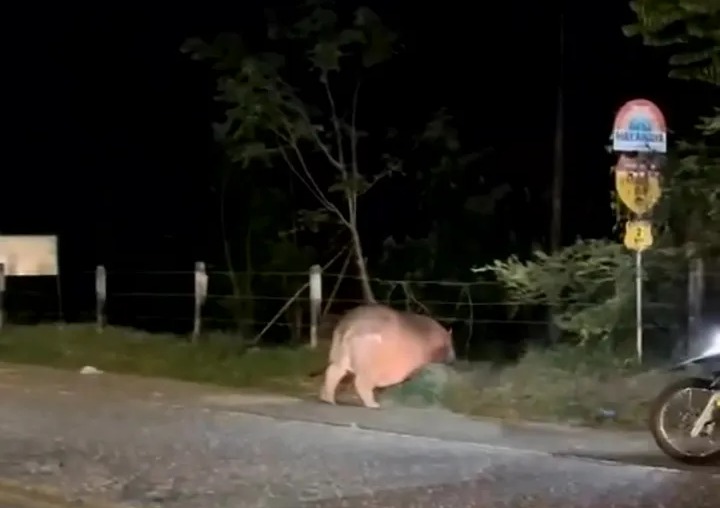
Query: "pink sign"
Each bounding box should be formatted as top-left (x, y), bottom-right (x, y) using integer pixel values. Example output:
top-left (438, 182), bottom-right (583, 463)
top-left (612, 99), bottom-right (667, 153)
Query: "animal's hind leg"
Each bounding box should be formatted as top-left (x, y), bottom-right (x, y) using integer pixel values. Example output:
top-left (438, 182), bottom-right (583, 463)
top-left (320, 363), bottom-right (347, 405)
top-left (353, 375), bottom-right (380, 409)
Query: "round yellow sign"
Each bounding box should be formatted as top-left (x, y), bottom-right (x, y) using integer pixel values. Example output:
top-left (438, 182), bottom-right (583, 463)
top-left (623, 220), bottom-right (653, 251)
top-left (615, 170), bottom-right (661, 215)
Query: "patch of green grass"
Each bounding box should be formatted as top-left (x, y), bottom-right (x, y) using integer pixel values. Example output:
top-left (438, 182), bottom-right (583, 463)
top-left (439, 345), bottom-right (679, 429)
top-left (381, 364), bottom-right (453, 407)
top-left (0, 324), bottom-right (327, 395)
top-left (372, 344), bottom-right (678, 429)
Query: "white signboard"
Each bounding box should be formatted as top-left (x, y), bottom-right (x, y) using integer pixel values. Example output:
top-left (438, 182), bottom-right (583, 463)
top-left (0, 235), bottom-right (58, 276)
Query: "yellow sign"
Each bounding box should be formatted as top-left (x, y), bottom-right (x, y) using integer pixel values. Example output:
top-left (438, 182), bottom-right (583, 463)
top-left (614, 155), bottom-right (662, 215)
top-left (615, 170), bottom-right (661, 215)
top-left (624, 220), bottom-right (653, 251)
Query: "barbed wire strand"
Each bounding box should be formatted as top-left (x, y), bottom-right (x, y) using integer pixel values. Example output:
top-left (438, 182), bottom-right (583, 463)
top-left (117, 314), bottom-right (589, 327)
top-left (10, 313), bottom-right (679, 332)
top-left (77, 268), bottom-right (506, 286)
top-left (95, 291), bottom-right (676, 309)
top-left (11, 289), bottom-right (678, 311)
top-left (76, 268), bottom-right (720, 295)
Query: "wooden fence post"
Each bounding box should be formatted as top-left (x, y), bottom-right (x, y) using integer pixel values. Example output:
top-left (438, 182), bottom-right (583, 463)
top-left (0, 263), bottom-right (5, 332)
top-left (309, 264), bottom-right (322, 349)
top-left (95, 265), bottom-right (107, 333)
top-left (193, 261), bottom-right (208, 343)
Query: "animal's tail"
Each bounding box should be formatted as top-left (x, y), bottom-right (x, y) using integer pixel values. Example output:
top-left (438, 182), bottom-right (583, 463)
top-left (308, 367), bottom-right (326, 378)
top-left (308, 324), bottom-right (344, 378)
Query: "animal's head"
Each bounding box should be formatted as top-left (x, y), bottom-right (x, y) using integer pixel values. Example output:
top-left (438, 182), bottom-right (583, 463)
top-left (442, 326), bottom-right (456, 364)
top-left (426, 322), bottom-right (455, 364)
top-left (402, 312), bottom-right (456, 364)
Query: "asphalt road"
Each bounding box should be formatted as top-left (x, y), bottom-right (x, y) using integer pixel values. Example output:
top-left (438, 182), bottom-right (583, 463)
top-left (0, 364), bottom-right (717, 507)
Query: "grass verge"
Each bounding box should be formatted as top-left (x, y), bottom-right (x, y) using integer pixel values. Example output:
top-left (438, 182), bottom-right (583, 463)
top-left (0, 324), bottom-right (676, 429)
top-left (435, 346), bottom-right (678, 429)
top-left (0, 324), bottom-right (327, 396)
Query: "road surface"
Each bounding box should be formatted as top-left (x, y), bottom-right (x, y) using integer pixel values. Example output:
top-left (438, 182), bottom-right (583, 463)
top-left (0, 363), bottom-right (717, 507)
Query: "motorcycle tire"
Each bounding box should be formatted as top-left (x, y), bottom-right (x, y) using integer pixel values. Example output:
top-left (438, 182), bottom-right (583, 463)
top-left (649, 376), bottom-right (720, 465)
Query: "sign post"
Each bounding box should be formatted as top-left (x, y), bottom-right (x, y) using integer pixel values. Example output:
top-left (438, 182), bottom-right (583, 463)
top-left (611, 99), bottom-right (667, 363)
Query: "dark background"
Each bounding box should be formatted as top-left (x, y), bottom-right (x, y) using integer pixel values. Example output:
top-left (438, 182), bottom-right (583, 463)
top-left (0, 2), bottom-right (712, 333)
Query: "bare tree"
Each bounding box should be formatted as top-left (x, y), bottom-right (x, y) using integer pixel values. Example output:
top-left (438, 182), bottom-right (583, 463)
top-left (183, 2), bottom-right (402, 302)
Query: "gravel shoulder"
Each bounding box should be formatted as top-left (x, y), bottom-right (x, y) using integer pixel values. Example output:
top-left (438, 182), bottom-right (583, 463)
top-left (0, 363), bottom-right (717, 508)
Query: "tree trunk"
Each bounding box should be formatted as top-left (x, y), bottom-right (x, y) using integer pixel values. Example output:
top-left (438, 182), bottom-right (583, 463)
top-left (350, 227), bottom-right (375, 304)
top-left (220, 172), bottom-right (242, 301)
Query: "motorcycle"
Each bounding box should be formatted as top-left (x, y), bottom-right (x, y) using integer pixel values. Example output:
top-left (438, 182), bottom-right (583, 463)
top-left (649, 334), bottom-right (720, 465)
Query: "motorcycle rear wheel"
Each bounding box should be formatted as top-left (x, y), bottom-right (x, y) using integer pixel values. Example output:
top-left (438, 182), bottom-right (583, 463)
top-left (649, 377), bottom-right (720, 465)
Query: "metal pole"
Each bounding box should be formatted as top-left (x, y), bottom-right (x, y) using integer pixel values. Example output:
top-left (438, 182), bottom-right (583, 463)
top-left (635, 250), bottom-right (643, 363)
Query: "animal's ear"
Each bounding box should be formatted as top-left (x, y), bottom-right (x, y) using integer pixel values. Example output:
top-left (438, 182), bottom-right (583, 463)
top-left (446, 327), bottom-right (453, 336)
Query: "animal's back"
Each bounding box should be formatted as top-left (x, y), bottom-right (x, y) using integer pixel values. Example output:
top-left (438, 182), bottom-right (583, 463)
top-left (328, 304), bottom-right (397, 365)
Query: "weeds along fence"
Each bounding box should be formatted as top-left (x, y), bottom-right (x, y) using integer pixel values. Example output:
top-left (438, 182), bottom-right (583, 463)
top-left (0, 262), bottom-right (699, 360)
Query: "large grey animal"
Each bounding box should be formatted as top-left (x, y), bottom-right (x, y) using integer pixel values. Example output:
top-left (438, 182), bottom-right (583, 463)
top-left (318, 304), bottom-right (455, 408)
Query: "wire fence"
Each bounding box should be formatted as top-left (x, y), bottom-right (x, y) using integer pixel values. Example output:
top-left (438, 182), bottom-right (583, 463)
top-left (0, 266), bottom-right (699, 359)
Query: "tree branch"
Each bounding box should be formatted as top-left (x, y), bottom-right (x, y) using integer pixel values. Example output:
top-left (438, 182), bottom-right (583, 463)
top-left (321, 73), bottom-right (357, 221)
top-left (349, 82), bottom-right (361, 219)
top-left (275, 120), bottom-right (331, 205)
top-left (321, 73), bottom-right (346, 171)
top-left (272, 78), bottom-right (346, 173)
top-left (275, 143), bottom-right (327, 206)
top-left (272, 126), bottom-right (351, 228)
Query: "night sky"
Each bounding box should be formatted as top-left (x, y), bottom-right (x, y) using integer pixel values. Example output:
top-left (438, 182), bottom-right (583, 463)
top-left (1, 2), bottom-right (712, 279)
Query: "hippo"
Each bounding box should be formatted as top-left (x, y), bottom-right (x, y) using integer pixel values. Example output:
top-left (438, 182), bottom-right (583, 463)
top-left (318, 304), bottom-right (455, 408)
